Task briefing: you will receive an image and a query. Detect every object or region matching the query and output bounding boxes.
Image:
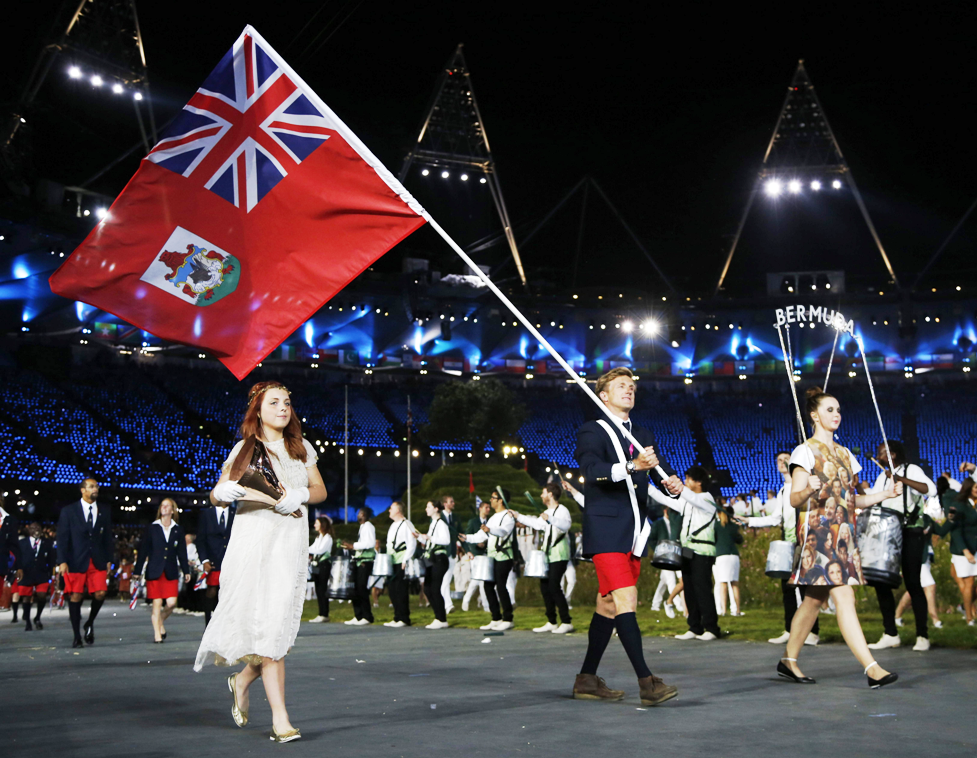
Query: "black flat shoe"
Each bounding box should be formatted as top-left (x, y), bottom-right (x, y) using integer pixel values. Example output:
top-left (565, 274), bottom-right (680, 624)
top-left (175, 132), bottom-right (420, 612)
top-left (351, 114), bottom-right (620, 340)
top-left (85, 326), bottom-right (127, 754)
top-left (865, 661), bottom-right (898, 689)
top-left (777, 659), bottom-right (816, 684)
top-left (24, 623), bottom-right (33, 632)
top-left (161, 632), bottom-right (167, 640)
top-left (72, 637), bottom-right (84, 649)
top-left (154, 639), bottom-right (164, 644)
top-left (34, 620), bottom-right (43, 630)
top-left (83, 621), bottom-right (94, 645)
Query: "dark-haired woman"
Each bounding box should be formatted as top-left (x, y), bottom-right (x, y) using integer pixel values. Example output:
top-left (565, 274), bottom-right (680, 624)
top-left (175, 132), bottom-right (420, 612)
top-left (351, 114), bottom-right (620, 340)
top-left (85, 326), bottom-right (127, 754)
top-left (415, 500), bottom-right (451, 629)
top-left (195, 382), bottom-right (328, 743)
top-left (649, 466), bottom-right (720, 641)
top-left (932, 477), bottom-right (977, 626)
top-left (308, 517), bottom-right (334, 623)
top-left (134, 498), bottom-right (190, 643)
top-left (778, 388), bottom-right (901, 689)
top-left (713, 506), bottom-right (743, 616)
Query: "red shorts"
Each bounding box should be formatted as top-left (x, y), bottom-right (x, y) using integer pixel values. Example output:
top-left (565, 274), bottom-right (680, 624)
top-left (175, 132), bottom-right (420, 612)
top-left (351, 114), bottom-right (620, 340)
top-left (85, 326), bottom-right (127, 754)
top-left (592, 552), bottom-right (642, 596)
top-left (64, 560), bottom-right (108, 595)
top-left (11, 583), bottom-right (49, 596)
top-left (146, 577), bottom-right (179, 600)
top-left (206, 570), bottom-right (221, 587)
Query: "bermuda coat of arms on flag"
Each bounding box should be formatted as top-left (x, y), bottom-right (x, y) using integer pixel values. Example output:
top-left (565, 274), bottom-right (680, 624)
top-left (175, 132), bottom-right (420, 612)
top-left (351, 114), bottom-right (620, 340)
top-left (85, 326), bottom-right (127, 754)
top-left (49, 25), bottom-right (426, 379)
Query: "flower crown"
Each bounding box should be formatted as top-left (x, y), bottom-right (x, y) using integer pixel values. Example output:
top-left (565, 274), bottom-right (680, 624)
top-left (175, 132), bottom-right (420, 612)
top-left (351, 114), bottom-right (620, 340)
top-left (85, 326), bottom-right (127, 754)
top-left (248, 383), bottom-right (290, 406)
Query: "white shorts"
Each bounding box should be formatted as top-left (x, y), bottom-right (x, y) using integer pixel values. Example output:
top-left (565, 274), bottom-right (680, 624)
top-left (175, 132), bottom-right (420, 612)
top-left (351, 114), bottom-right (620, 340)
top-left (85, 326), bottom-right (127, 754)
top-left (920, 561), bottom-right (935, 588)
top-left (951, 555), bottom-right (977, 578)
top-left (713, 555), bottom-right (740, 583)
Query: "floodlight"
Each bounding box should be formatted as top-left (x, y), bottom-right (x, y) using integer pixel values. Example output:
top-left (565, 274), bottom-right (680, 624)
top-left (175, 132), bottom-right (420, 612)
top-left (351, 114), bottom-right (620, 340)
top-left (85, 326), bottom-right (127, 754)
top-left (787, 179), bottom-right (802, 194)
top-left (112, 83), bottom-right (124, 94)
top-left (441, 170), bottom-right (449, 179)
top-left (832, 179), bottom-right (842, 189)
top-left (764, 179), bottom-right (783, 197)
top-left (622, 320), bottom-right (633, 332)
top-left (91, 75), bottom-right (103, 87)
top-left (68, 66), bottom-right (82, 79)
top-left (421, 169), bottom-right (430, 176)
top-left (643, 319), bottom-right (659, 334)
top-left (95, 207), bottom-right (107, 219)
top-left (133, 92), bottom-right (143, 101)
top-left (460, 174), bottom-right (469, 181)
top-left (810, 180), bottom-right (822, 191)
top-left (479, 177), bottom-right (487, 184)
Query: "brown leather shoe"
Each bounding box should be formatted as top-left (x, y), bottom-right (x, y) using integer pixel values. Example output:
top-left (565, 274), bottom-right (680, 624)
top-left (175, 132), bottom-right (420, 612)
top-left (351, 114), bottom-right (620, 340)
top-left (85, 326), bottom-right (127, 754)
top-left (638, 675), bottom-right (678, 706)
top-left (573, 673), bottom-right (625, 701)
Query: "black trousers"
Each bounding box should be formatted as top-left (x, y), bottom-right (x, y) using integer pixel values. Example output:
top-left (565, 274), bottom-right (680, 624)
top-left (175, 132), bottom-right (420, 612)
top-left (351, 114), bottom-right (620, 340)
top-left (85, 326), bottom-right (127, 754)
top-left (681, 552), bottom-right (719, 636)
top-left (426, 554), bottom-right (449, 622)
top-left (873, 528), bottom-right (928, 638)
top-left (540, 559), bottom-right (571, 625)
top-left (389, 563), bottom-right (411, 624)
top-left (352, 561), bottom-right (374, 622)
top-left (484, 559), bottom-right (514, 622)
top-left (314, 563), bottom-right (331, 618)
top-left (782, 579), bottom-right (820, 635)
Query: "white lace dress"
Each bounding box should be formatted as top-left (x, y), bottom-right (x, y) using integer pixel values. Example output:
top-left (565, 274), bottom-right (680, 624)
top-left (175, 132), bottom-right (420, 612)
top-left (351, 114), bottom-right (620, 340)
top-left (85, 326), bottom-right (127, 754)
top-left (194, 437), bottom-right (317, 671)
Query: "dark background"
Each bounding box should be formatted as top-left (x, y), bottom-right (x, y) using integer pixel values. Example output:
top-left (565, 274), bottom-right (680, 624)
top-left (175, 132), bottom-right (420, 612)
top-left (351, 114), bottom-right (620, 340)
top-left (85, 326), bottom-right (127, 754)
top-left (3, 1), bottom-right (976, 293)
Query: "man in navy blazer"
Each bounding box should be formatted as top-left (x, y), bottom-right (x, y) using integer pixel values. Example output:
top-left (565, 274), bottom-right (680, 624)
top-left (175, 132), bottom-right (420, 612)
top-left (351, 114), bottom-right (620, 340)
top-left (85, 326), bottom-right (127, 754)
top-left (0, 496), bottom-right (21, 582)
top-left (57, 478), bottom-right (114, 648)
top-left (13, 522), bottom-right (55, 631)
top-left (572, 368), bottom-right (680, 707)
top-left (196, 502), bottom-right (234, 624)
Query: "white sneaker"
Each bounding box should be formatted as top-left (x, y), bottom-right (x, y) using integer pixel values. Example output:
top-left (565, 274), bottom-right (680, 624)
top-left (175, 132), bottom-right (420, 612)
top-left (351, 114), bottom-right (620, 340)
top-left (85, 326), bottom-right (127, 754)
top-left (695, 631), bottom-right (718, 641)
top-left (804, 633), bottom-right (820, 647)
top-left (768, 631), bottom-right (791, 644)
top-left (343, 619), bottom-right (359, 626)
top-left (494, 621), bottom-right (514, 631)
top-left (650, 604), bottom-right (662, 612)
top-left (934, 619), bottom-right (943, 628)
top-left (674, 631), bottom-right (697, 640)
top-left (461, 603), bottom-right (470, 612)
top-left (354, 618), bottom-right (372, 626)
top-left (968, 620), bottom-right (975, 627)
top-left (895, 618), bottom-right (904, 627)
top-left (868, 633), bottom-right (901, 650)
top-left (446, 605), bottom-right (455, 614)
top-left (425, 620), bottom-right (448, 629)
top-left (664, 603), bottom-right (676, 619)
top-left (533, 622), bottom-right (557, 633)
top-left (567, 604), bottom-right (573, 610)
top-left (552, 623), bottom-right (574, 634)
top-left (480, 621), bottom-right (500, 630)
top-left (912, 637), bottom-right (930, 651)
top-left (732, 611), bottom-right (745, 617)
top-left (309, 615), bottom-right (327, 623)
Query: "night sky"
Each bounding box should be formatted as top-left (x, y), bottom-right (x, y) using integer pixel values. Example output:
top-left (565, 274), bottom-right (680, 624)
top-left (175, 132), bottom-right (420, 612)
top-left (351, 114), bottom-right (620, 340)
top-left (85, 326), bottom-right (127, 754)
top-left (4, 2), bottom-right (977, 295)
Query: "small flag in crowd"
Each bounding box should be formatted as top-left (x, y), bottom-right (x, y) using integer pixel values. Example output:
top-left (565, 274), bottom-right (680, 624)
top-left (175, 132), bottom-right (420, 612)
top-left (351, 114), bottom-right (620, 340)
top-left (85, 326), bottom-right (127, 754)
top-left (50, 25), bottom-right (426, 379)
top-left (194, 572), bottom-right (210, 591)
top-left (129, 582), bottom-right (141, 610)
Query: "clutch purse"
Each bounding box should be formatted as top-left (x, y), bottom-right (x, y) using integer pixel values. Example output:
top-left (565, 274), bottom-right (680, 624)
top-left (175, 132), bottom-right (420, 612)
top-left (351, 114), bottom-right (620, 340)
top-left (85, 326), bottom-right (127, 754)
top-left (229, 436), bottom-right (300, 517)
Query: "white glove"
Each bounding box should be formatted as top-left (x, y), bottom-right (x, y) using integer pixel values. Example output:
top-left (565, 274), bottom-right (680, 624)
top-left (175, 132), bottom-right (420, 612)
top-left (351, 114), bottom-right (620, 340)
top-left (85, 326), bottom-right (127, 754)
top-left (274, 487), bottom-right (309, 516)
top-left (213, 480), bottom-right (246, 503)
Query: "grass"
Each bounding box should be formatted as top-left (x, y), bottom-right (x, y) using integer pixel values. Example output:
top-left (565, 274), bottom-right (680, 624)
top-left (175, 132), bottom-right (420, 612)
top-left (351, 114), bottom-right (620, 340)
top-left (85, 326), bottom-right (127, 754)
top-left (304, 592), bottom-right (977, 650)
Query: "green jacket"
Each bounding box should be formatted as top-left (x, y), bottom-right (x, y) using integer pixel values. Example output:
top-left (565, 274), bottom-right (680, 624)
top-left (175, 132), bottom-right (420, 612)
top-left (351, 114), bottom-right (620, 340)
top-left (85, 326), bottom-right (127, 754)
top-left (465, 516), bottom-right (487, 556)
top-left (932, 493), bottom-right (977, 556)
top-left (649, 514), bottom-right (682, 553)
top-left (714, 518), bottom-right (743, 557)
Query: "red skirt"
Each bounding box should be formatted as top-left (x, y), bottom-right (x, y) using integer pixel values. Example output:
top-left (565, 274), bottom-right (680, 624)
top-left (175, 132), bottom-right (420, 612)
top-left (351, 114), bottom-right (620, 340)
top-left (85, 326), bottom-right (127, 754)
top-left (206, 570), bottom-right (221, 587)
top-left (145, 576), bottom-right (179, 600)
top-left (11, 583), bottom-right (49, 596)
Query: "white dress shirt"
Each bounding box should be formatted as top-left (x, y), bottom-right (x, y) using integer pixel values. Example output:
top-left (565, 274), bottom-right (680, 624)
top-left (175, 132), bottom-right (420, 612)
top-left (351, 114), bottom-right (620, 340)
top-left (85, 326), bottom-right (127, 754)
top-left (419, 518), bottom-right (451, 546)
top-left (513, 504), bottom-right (572, 546)
top-left (82, 500), bottom-right (98, 525)
top-left (352, 521), bottom-right (377, 550)
top-left (871, 464), bottom-right (936, 515)
top-left (464, 511), bottom-right (515, 544)
top-left (385, 520), bottom-right (416, 557)
top-left (310, 533), bottom-right (334, 557)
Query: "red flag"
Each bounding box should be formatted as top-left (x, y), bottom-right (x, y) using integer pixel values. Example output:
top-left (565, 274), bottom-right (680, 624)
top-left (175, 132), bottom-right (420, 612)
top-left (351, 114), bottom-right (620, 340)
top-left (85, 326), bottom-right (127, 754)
top-left (469, 471), bottom-right (475, 494)
top-left (49, 26), bottom-right (425, 379)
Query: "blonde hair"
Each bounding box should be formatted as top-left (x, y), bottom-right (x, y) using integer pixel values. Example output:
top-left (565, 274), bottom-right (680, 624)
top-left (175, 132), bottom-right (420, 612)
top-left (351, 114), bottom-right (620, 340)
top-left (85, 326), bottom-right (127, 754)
top-left (596, 367), bottom-right (635, 396)
top-left (156, 498), bottom-right (179, 523)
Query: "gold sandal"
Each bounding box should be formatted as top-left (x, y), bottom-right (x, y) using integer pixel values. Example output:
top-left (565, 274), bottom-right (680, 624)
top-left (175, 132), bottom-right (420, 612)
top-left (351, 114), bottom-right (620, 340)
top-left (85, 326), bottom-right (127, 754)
top-left (228, 673), bottom-right (248, 727)
top-left (270, 727), bottom-right (301, 743)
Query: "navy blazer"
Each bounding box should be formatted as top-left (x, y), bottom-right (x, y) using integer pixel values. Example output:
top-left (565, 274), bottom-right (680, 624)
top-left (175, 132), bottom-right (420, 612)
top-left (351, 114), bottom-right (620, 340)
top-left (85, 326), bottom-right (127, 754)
top-left (1, 511), bottom-right (20, 574)
top-left (196, 506), bottom-right (235, 569)
top-left (134, 522), bottom-right (190, 581)
top-left (17, 536), bottom-right (55, 586)
top-left (575, 418), bottom-right (676, 558)
top-left (56, 500), bottom-right (114, 573)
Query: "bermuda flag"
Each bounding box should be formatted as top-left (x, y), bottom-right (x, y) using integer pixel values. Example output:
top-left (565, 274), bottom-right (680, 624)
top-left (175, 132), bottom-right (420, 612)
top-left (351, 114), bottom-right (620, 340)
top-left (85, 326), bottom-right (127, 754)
top-left (49, 25), bottom-right (427, 379)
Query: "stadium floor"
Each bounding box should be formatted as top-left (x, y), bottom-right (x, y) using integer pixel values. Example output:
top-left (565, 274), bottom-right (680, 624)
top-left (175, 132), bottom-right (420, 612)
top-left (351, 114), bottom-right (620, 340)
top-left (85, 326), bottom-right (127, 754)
top-left (1, 604), bottom-right (972, 758)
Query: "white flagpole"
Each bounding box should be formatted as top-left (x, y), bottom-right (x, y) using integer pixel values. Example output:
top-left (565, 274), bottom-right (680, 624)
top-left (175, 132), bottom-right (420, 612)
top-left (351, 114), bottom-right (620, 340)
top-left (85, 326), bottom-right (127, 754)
top-left (418, 214), bottom-right (668, 479)
top-left (344, 384), bottom-right (349, 525)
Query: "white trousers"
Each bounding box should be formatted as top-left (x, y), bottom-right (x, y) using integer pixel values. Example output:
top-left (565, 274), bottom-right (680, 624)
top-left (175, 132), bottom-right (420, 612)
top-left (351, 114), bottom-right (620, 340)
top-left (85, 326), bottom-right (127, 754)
top-left (653, 569), bottom-right (678, 607)
top-left (441, 555), bottom-right (457, 608)
top-left (507, 568), bottom-right (517, 604)
top-left (562, 562), bottom-right (576, 602)
top-left (462, 579), bottom-right (490, 611)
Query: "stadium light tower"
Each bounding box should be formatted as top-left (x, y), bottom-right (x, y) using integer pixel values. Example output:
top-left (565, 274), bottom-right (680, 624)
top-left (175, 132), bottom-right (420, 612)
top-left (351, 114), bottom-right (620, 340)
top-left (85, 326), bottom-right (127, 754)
top-left (399, 44), bottom-right (528, 289)
top-left (714, 60), bottom-right (899, 294)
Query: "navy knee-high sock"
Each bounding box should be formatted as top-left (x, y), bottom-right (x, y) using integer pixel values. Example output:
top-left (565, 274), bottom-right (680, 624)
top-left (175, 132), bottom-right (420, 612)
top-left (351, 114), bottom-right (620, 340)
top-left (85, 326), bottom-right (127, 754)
top-left (68, 600), bottom-right (82, 639)
top-left (580, 613), bottom-right (615, 675)
top-left (615, 612), bottom-right (652, 679)
top-left (87, 597), bottom-right (104, 624)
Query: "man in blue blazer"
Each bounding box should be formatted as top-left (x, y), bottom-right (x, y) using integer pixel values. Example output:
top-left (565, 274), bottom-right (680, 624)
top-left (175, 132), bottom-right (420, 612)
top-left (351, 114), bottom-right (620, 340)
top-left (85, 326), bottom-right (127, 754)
top-left (1, 498), bottom-right (23, 619)
top-left (57, 478), bottom-right (114, 648)
top-left (196, 502), bottom-right (234, 625)
top-left (13, 522), bottom-right (55, 631)
top-left (572, 368), bottom-right (680, 707)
